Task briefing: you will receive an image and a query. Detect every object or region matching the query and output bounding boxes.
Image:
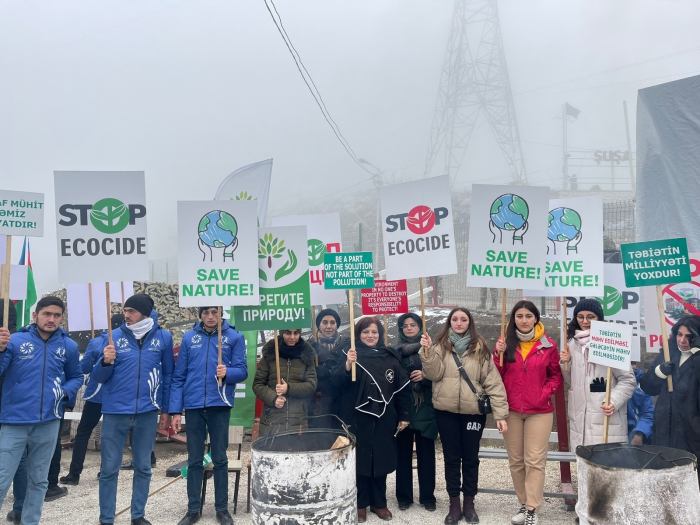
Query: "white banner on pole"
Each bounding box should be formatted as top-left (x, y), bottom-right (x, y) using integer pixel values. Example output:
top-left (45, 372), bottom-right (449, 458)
top-left (214, 159), bottom-right (273, 227)
top-left (271, 213), bottom-right (346, 305)
top-left (0, 190), bottom-right (45, 237)
top-left (467, 184), bottom-right (550, 289)
top-left (66, 282), bottom-right (134, 332)
top-left (177, 200), bottom-right (259, 307)
top-left (0, 264), bottom-right (28, 301)
top-left (525, 196), bottom-right (604, 297)
top-left (380, 175), bottom-right (458, 280)
top-left (588, 320), bottom-right (633, 371)
top-left (54, 171), bottom-right (149, 284)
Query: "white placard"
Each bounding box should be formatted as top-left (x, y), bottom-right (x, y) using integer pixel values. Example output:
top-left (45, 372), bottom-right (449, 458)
top-left (0, 190), bottom-right (45, 237)
top-left (643, 252), bottom-right (700, 353)
top-left (177, 200), bottom-right (259, 307)
top-left (0, 264), bottom-right (28, 300)
top-left (271, 213), bottom-right (346, 305)
top-left (54, 171), bottom-right (149, 284)
top-left (379, 176), bottom-right (458, 280)
top-left (525, 196), bottom-right (604, 297)
top-left (66, 281), bottom-right (135, 332)
top-left (467, 184), bottom-right (550, 289)
top-left (566, 264), bottom-right (641, 361)
top-left (588, 320), bottom-right (633, 371)
top-left (215, 159), bottom-right (273, 227)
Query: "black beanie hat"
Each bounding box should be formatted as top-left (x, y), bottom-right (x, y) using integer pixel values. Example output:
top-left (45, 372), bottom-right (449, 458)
top-left (397, 312), bottom-right (423, 335)
top-left (111, 314), bottom-right (125, 330)
top-left (573, 298), bottom-right (604, 322)
top-left (316, 308), bottom-right (341, 329)
top-left (124, 294), bottom-right (154, 318)
top-left (198, 306), bottom-right (218, 317)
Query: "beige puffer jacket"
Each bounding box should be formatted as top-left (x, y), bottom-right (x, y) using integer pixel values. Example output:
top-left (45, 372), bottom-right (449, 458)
top-left (562, 336), bottom-right (636, 449)
top-left (421, 339), bottom-right (508, 421)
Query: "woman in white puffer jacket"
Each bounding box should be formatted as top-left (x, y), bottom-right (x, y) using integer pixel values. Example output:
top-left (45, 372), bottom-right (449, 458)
top-left (559, 299), bottom-right (636, 449)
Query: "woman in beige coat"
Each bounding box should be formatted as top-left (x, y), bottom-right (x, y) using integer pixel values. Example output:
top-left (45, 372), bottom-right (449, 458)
top-left (420, 307), bottom-right (508, 525)
top-left (560, 299), bottom-right (636, 449)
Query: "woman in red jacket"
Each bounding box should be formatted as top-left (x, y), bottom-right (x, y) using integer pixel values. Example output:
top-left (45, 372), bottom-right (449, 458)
top-left (494, 300), bottom-right (563, 525)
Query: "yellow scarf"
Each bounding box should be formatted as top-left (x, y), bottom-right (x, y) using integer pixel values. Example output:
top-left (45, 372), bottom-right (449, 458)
top-left (518, 322), bottom-right (545, 360)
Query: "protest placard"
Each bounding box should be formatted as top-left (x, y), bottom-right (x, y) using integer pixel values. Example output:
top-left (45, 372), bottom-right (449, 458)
top-left (234, 226), bottom-right (311, 331)
top-left (380, 175), bottom-right (458, 281)
top-left (361, 280), bottom-right (408, 316)
top-left (324, 252), bottom-right (374, 289)
top-left (271, 213), bottom-right (346, 305)
top-left (524, 196), bottom-right (604, 296)
top-left (0, 190), bottom-right (44, 237)
top-left (177, 200), bottom-right (259, 307)
top-left (66, 282), bottom-right (135, 332)
top-left (467, 184), bottom-right (550, 289)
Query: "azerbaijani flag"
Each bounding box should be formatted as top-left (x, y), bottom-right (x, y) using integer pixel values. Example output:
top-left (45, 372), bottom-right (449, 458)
top-left (13, 238), bottom-right (37, 329)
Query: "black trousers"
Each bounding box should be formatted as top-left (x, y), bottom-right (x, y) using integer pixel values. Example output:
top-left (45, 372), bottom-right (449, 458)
top-left (68, 401), bottom-right (103, 476)
top-left (395, 428), bottom-right (436, 505)
top-left (357, 473), bottom-right (387, 509)
top-left (48, 418), bottom-right (64, 487)
top-left (434, 409), bottom-right (486, 498)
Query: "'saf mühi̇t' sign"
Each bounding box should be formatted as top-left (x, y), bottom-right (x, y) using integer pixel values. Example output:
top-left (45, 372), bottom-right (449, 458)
top-left (621, 238), bottom-right (691, 288)
top-left (587, 320), bottom-right (633, 371)
top-left (361, 279), bottom-right (408, 315)
top-left (323, 252), bottom-right (374, 290)
top-left (0, 190), bottom-right (45, 236)
top-left (54, 171), bottom-right (149, 283)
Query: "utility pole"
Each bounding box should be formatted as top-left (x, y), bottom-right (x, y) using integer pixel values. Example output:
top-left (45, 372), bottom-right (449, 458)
top-left (623, 100), bottom-right (635, 196)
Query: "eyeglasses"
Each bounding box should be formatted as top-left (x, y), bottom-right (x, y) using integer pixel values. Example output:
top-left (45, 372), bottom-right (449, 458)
top-left (576, 315), bottom-right (598, 322)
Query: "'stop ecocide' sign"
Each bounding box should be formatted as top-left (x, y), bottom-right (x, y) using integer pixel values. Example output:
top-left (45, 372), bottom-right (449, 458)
top-left (0, 190), bottom-right (45, 237)
top-left (324, 252), bottom-right (374, 290)
top-left (621, 238), bottom-right (691, 288)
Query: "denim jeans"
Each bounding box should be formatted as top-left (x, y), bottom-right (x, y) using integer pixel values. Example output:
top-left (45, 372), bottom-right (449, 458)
top-left (12, 447), bottom-right (28, 514)
top-left (68, 401), bottom-right (102, 476)
top-left (99, 412), bottom-right (158, 523)
top-left (47, 417), bottom-right (64, 487)
top-left (0, 420), bottom-right (60, 525)
top-left (184, 408), bottom-right (231, 513)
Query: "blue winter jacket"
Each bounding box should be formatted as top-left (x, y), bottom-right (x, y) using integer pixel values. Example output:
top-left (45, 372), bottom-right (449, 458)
top-left (169, 320), bottom-right (247, 414)
top-left (627, 368), bottom-right (655, 442)
top-left (0, 325), bottom-right (83, 424)
top-left (93, 321), bottom-right (174, 415)
top-left (81, 337), bottom-right (105, 404)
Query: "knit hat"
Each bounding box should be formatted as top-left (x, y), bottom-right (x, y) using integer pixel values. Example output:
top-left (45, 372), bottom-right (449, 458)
top-left (573, 298), bottom-right (604, 322)
top-left (316, 308), bottom-right (341, 329)
top-left (111, 314), bottom-right (125, 330)
top-left (124, 294), bottom-right (154, 318)
top-left (198, 306), bottom-right (218, 317)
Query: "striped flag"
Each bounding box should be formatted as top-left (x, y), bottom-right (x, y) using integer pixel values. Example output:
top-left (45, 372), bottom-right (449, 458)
top-left (14, 238), bottom-right (37, 329)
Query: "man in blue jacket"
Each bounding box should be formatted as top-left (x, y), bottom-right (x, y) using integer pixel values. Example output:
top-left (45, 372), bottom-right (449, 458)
top-left (170, 306), bottom-right (247, 525)
top-left (93, 294), bottom-right (174, 525)
top-left (0, 296), bottom-right (83, 525)
top-left (628, 362), bottom-right (655, 445)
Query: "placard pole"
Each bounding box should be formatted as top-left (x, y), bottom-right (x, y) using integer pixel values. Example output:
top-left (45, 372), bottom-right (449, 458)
top-left (500, 288), bottom-right (507, 367)
top-left (88, 283), bottom-right (95, 339)
top-left (349, 289), bottom-right (356, 382)
top-left (105, 282), bottom-right (113, 346)
top-left (274, 330), bottom-right (281, 386)
top-left (312, 305), bottom-right (319, 367)
top-left (217, 306), bottom-right (223, 387)
top-left (121, 281), bottom-right (126, 307)
top-left (562, 299), bottom-right (569, 372)
top-left (1, 236), bottom-right (11, 330)
top-left (656, 285), bottom-right (674, 392)
top-left (419, 277), bottom-right (428, 357)
top-left (602, 366), bottom-right (613, 443)
top-left (383, 314), bottom-right (388, 346)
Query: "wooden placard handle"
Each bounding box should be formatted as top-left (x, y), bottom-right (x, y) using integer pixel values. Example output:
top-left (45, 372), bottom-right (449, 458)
top-left (500, 288), bottom-right (507, 366)
top-left (105, 282), bottom-right (113, 346)
top-left (1, 236), bottom-right (11, 330)
top-left (420, 277), bottom-right (428, 357)
top-left (217, 306), bottom-right (223, 387)
top-left (274, 330), bottom-right (281, 386)
top-left (656, 285), bottom-right (673, 392)
top-left (602, 366), bottom-right (613, 443)
top-left (562, 299), bottom-right (569, 372)
top-left (383, 314), bottom-right (389, 346)
top-left (349, 289), bottom-right (356, 381)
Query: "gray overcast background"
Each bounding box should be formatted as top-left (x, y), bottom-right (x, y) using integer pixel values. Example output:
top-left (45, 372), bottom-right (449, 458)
top-left (1, 0), bottom-right (698, 297)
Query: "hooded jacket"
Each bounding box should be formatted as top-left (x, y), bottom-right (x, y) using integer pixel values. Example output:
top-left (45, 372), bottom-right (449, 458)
top-left (253, 337), bottom-right (317, 434)
top-left (0, 325), bottom-right (83, 424)
top-left (93, 320), bottom-right (174, 415)
top-left (169, 320), bottom-right (247, 413)
top-left (627, 368), bottom-right (654, 442)
top-left (562, 333), bottom-right (636, 449)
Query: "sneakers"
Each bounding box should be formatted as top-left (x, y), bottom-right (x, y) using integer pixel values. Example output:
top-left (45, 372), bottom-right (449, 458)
top-left (524, 510), bottom-right (537, 525)
top-left (6, 510), bottom-right (20, 524)
top-left (177, 512), bottom-right (200, 525)
top-left (44, 485), bottom-right (68, 502)
top-left (511, 504), bottom-right (527, 525)
top-left (59, 472), bottom-right (80, 485)
top-left (216, 510), bottom-right (234, 525)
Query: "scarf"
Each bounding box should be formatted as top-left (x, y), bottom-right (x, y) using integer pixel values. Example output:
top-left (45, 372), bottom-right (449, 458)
top-left (277, 336), bottom-right (305, 360)
top-left (574, 329), bottom-right (595, 376)
top-left (353, 342), bottom-right (410, 418)
top-left (516, 322), bottom-right (544, 360)
top-left (449, 330), bottom-right (472, 357)
top-left (397, 338), bottom-right (424, 408)
top-left (318, 332), bottom-right (340, 353)
top-left (398, 329), bottom-right (423, 345)
top-left (127, 317), bottom-right (154, 340)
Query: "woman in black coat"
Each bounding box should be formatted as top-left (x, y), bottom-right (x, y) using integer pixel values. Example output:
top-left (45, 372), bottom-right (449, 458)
top-left (331, 316), bottom-right (411, 523)
top-left (640, 315), bottom-right (700, 483)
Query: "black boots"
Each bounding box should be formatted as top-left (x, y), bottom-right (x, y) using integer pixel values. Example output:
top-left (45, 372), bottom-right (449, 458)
top-left (445, 496), bottom-right (462, 524)
top-left (463, 495), bottom-right (479, 523)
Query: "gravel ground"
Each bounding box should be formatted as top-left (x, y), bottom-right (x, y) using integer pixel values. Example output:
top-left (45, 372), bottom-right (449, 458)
top-left (0, 439), bottom-right (578, 525)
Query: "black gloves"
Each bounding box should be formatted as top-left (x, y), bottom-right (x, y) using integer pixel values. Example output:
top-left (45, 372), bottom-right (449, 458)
top-left (590, 377), bottom-right (607, 392)
top-left (658, 361), bottom-right (676, 376)
top-left (687, 326), bottom-right (700, 349)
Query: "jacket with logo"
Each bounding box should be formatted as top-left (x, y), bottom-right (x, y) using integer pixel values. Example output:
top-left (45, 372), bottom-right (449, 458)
top-left (169, 320), bottom-right (247, 414)
top-left (93, 322), bottom-right (174, 415)
top-left (81, 337), bottom-right (105, 404)
top-left (0, 325), bottom-right (83, 424)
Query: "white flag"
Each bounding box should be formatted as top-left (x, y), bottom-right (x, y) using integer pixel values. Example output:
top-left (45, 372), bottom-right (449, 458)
top-left (215, 159), bottom-right (273, 227)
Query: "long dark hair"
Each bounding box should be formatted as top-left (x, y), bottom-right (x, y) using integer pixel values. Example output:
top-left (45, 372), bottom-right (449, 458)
top-left (670, 315), bottom-right (700, 352)
top-left (434, 307), bottom-right (490, 361)
top-left (355, 316), bottom-right (384, 347)
top-left (504, 300), bottom-right (540, 363)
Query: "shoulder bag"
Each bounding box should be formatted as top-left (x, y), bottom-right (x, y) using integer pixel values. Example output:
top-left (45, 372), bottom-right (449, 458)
top-left (452, 352), bottom-right (492, 415)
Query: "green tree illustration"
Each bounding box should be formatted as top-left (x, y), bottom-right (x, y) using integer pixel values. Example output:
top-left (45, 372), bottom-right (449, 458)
top-left (258, 233), bottom-right (285, 268)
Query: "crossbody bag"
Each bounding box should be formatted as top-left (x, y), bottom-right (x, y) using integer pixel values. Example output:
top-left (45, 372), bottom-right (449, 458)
top-left (452, 352), bottom-right (492, 415)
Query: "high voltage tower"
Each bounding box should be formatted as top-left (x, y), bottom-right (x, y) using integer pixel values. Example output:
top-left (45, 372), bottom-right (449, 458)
top-left (424, 0), bottom-right (527, 184)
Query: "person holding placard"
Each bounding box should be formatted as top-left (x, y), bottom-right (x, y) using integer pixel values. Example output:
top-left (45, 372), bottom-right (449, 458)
top-left (308, 308), bottom-right (350, 428)
top-left (93, 294), bottom-right (174, 525)
top-left (253, 329), bottom-right (317, 435)
top-left (394, 312), bottom-right (437, 513)
top-left (332, 317), bottom-right (411, 523)
top-left (559, 299), bottom-right (636, 449)
top-left (495, 301), bottom-right (563, 525)
top-left (0, 296), bottom-right (83, 525)
top-left (170, 306), bottom-right (247, 525)
top-left (640, 315), bottom-right (700, 484)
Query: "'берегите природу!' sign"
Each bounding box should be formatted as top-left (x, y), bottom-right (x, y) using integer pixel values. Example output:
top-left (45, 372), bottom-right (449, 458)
top-left (323, 252), bottom-right (374, 289)
top-left (620, 238), bottom-right (691, 288)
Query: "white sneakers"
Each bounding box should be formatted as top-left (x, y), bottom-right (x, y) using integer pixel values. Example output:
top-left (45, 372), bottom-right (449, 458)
top-left (511, 504), bottom-right (527, 525)
top-left (524, 509), bottom-right (537, 525)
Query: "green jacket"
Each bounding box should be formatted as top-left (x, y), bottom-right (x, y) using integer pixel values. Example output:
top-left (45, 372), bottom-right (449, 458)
top-left (398, 342), bottom-right (438, 440)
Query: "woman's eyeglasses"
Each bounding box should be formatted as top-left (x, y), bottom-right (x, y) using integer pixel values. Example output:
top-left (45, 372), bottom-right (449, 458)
top-left (576, 315), bottom-right (597, 322)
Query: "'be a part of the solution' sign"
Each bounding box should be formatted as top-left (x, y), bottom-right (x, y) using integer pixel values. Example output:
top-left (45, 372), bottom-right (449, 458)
top-left (0, 190), bottom-right (45, 237)
top-left (587, 320), bottom-right (633, 371)
top-left (324, 252), bottom-right (374, 289)
top-left (54, 171), bottom-right (149, 284)
top-left (177, 200), bottom-right (259, 307)
top-left (621, 238), bottom-right (691, 288)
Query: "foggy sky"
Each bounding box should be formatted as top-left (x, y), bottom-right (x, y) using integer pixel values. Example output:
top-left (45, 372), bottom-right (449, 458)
top-left (2, 0), bottom-right (699, 297)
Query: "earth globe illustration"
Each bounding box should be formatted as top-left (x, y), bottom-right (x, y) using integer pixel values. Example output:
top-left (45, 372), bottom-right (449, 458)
top-left (198, 210), bottom-right (238, 261)
top-left (490, 194), bottom-right (529, 230)
top-left (547, 207), bottom-right (582, 242)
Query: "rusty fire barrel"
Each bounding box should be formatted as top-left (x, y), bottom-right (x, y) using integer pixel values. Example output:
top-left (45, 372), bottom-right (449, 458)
top-left (576, 443), bottom-right (700, 525)
top-left (251, 428), bottom-right (357, 525)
